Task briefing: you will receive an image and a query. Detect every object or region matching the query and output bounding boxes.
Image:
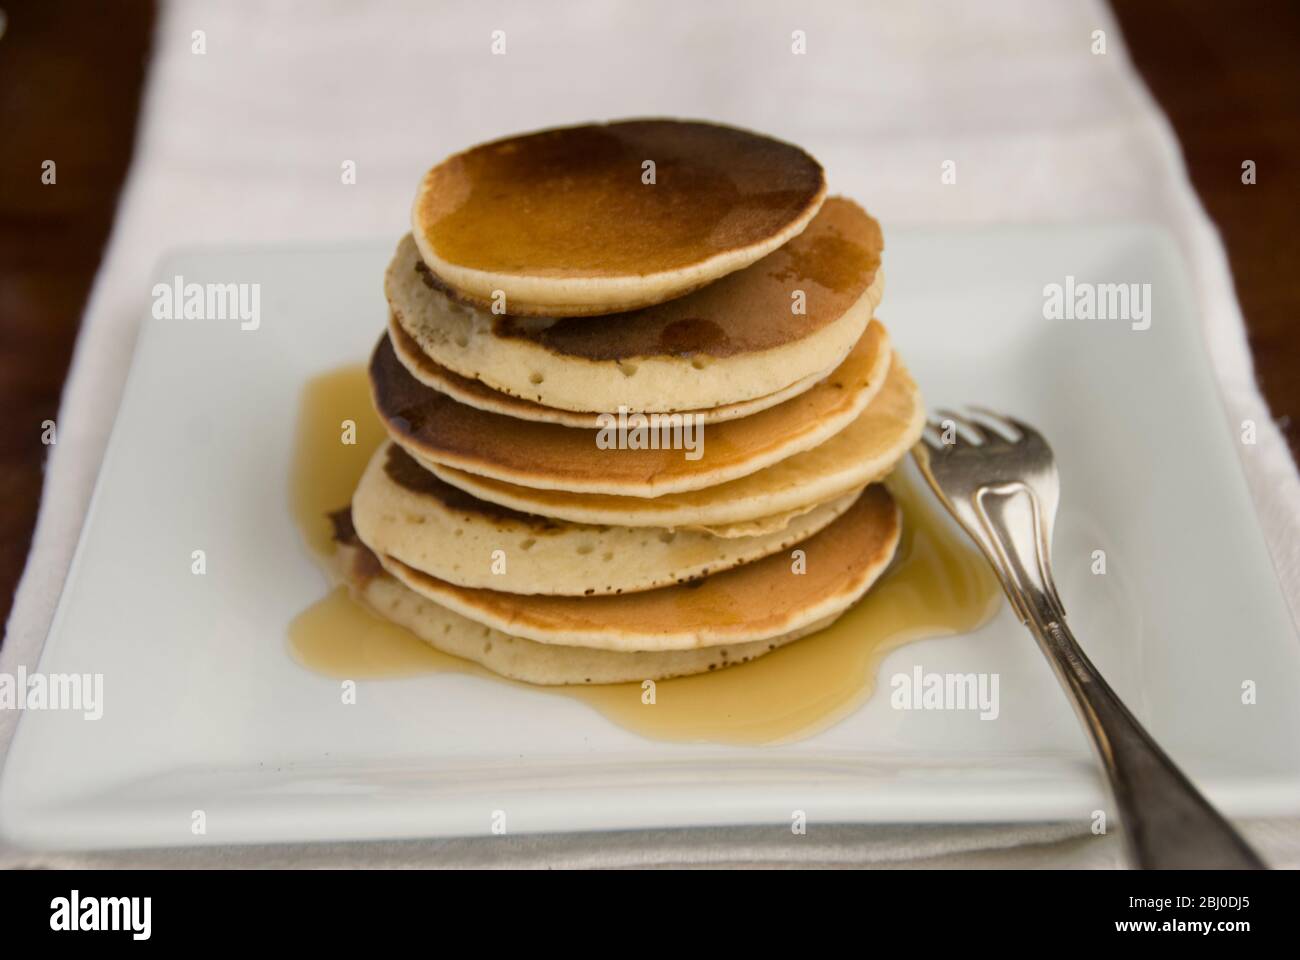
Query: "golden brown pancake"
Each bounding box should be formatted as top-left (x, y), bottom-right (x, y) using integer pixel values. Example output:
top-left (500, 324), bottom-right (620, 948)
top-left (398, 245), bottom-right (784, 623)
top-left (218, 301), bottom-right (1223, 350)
top-left (370, 320), bottom-right (892, 496)
top-left (380, 485), bottom-right (901, 652)
top-left (387, 316), bottom-right (830, 428)
top-left (351, 441), bottom-right (862, 596)
top-left (333, 538), bottom-right (842, 685)
top-left (427, 354), bottom-right (925, 529)
top-left (387, 197), bottom-right (885, 413)
top-left (410, 119), bottom-right (827, 316)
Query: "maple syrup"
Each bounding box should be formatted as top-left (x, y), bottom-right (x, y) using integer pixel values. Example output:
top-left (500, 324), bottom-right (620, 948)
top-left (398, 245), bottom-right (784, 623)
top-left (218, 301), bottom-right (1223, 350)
top-left (416, 120), bottom-right (825, 276)
top-left (288, 366), bottom-right (1001, 744)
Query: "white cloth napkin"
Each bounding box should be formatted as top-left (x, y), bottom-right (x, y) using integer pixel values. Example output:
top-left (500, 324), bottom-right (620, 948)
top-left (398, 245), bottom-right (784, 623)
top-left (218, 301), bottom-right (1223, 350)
top-left (3, 0), bottom-right (1297, 868)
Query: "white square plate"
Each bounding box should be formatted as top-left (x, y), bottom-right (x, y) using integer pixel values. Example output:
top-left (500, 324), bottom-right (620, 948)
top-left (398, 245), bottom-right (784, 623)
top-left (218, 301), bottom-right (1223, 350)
top-left (3, 224), bottom-right (1298, 851)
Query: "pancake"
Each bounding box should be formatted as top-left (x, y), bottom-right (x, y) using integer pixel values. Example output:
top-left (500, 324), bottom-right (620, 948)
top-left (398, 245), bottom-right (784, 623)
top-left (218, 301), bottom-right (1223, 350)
top-left (335, 540), bottom-right (838, 685)
top-left (388, 316), bottom-right (830, 428)
top-left (379, 484), bottom-right (901, 652)
top-left (352, 442), bottom-right (862, 596)
top-left (428, 353), bottom-right (925, 529)
top-left (410, 119), bottom-right (827, 317)
top-left (370, 319), bottom-right (891, 497)
top-left (692, 502), bottom-right (827, 538)
top-left (387, 197), bottom-right (885, 414)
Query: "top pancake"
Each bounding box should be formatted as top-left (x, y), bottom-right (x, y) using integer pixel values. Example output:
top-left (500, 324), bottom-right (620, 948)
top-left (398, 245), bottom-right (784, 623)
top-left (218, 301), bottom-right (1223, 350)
top-left (411, 119), bottom-right (827, 316)
top-left (388, 197), bottom-right (885, 414)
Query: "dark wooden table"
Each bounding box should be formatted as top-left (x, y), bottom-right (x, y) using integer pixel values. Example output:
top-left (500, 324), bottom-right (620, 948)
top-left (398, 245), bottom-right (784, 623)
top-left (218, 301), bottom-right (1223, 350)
top-left (1, 0), bottom-right (1296, 636)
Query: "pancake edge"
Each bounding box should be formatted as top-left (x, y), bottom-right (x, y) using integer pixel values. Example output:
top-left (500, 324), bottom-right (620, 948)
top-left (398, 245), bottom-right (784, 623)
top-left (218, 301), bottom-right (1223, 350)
top-left (339, 545), bottom-right (840, 684)
top-left (386, 312), bottom-right (834, 427)
top-left (386, 226), bottom-right (883, 414)
top-left (377, 487), bottom-right (902, 652)
top-left (374, 324), bottom-right (892, 498)
top-left (351, 440), bottom-right (865, 596)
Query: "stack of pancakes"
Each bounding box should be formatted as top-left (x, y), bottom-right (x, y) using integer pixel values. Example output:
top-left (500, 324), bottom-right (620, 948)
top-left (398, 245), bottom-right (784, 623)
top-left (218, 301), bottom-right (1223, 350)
top-left (336, 120), bottom-right (925, 685)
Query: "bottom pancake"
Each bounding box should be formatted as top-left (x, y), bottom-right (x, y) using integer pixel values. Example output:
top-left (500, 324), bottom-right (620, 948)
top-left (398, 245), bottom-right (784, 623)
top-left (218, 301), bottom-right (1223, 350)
top-left (378, 484), bottom-right (901, 652)
top-left (335, 540), bottom-right (837, 684)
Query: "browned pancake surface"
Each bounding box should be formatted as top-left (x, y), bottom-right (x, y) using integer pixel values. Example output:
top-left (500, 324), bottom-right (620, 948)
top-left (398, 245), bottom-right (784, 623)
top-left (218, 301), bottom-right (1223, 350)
top-left (416, 119), bottom-right (825, 278)
top-left (387, 484), bottom-right (899, 643)
top-left (380, 444), bottom-right (559, 532)
top-left (369, 320), bottom-right (889, 490)
top-left (412, 197), bottom-right (881, 361)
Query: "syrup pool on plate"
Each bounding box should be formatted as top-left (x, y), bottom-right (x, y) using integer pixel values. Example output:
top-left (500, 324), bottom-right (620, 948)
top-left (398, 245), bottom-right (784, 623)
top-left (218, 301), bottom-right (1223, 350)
top-left (288, 365), bottom-right (1001, 744)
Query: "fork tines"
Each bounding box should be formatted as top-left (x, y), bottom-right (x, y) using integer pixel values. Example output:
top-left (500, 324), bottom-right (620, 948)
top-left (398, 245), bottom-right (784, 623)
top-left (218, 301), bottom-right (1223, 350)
top-left (925, 407), bottom-right (1032, 447)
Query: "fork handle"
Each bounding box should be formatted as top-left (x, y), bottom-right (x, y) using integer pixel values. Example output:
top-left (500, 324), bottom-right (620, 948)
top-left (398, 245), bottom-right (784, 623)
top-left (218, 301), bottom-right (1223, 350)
top-left (1028, 615), bottom-right (1264, 869)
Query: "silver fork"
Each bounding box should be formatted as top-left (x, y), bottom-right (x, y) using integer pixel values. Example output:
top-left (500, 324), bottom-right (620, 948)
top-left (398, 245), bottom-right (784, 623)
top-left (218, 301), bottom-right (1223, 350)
top-left (914, 408), bottom-right (1264, 870)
